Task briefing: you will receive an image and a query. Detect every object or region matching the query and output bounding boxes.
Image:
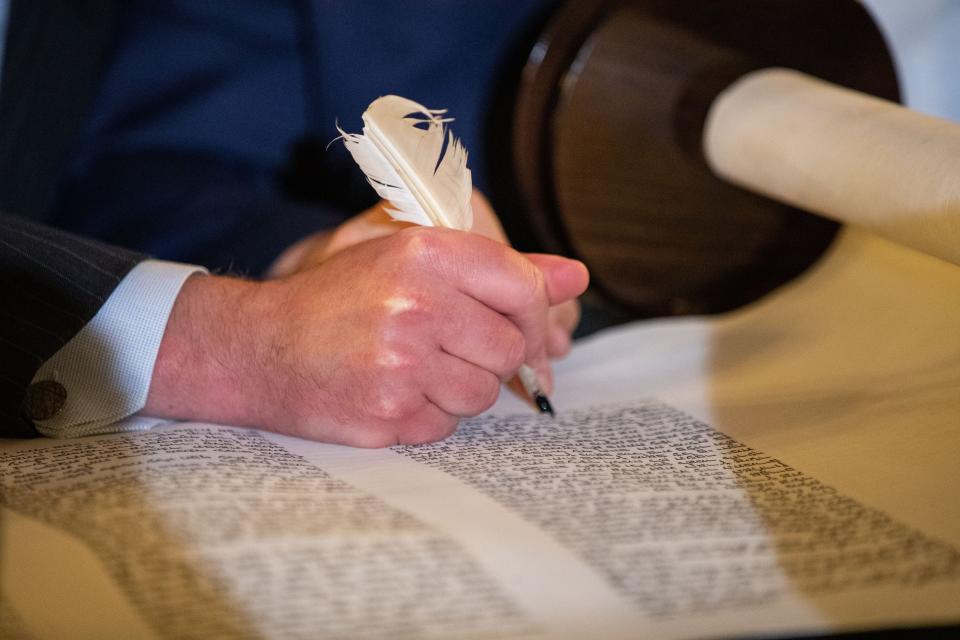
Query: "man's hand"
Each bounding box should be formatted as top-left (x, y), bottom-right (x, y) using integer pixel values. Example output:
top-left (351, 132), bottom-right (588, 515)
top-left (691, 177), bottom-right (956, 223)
top-left (268, 191), bottom-right (511, 276)
top-left (269, 191), bottom-right (581, 357)
top-left (144, 228), bottom-right (589, 447)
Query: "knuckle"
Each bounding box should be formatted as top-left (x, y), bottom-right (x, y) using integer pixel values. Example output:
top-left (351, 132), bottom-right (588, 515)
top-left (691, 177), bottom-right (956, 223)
top-left (357, 332), bottom-right (412, 372)
top-left (518, 258), bottom-right (546, 305)
top-left (370, 347), bottom-right (411, 376)
top-left (367, 387), bottom-right (418, 423)
top-left (395, 227), bottom-right (446, 268)
top-left (371, 304), bottom-right (431, 355)
top-left (363, 353), bottom-right (419, 423)
top-left (385, 294), bottom-right (432, 330)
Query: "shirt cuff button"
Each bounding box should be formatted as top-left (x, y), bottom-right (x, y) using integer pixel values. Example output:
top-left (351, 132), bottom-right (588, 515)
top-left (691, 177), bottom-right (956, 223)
top-left (23, 380), bottom-right (67, 421)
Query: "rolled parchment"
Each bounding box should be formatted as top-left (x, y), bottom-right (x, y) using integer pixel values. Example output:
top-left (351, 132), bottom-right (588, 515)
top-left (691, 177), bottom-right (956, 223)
top-left (705, 68), bottom-right (960, 267)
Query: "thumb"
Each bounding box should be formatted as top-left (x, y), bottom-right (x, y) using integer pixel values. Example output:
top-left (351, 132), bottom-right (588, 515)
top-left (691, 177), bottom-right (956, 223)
top-left (525, 254), bottom-right (590, 305)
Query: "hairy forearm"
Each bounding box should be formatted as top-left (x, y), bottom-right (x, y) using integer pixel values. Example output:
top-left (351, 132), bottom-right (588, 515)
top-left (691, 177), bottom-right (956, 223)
top-left (143, 274), bottom-right (272, 427)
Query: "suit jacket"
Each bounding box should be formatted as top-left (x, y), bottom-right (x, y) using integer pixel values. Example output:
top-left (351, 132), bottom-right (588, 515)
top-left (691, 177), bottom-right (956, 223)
top-left (0, 214), bottom-right (142, 437)
top-left (0, 1), bottom-right (143, 436)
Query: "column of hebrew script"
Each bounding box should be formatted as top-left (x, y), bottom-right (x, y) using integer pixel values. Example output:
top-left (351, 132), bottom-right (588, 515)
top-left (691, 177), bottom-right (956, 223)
top-left (398, 402), bottom-right (960, 619)
top-left (0, 427), bottom-right (534, 640)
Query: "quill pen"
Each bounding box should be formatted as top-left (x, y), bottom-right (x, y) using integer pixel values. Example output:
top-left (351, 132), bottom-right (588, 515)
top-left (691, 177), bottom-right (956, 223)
top-left (338, 95), bottom-right (554, 416)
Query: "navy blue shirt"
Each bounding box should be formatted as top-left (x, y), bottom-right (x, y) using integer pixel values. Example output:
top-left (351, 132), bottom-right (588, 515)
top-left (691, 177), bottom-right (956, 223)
top-left (52, 0), bottom-right (553, 274)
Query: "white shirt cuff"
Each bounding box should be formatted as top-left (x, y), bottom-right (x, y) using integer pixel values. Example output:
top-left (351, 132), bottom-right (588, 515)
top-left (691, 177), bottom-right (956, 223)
top-left (31, 259), bottom-right (207, 437)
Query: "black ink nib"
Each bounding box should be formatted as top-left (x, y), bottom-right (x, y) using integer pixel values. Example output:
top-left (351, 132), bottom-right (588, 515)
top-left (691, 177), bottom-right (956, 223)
top-left (534, 393), bottom-right (555, 417)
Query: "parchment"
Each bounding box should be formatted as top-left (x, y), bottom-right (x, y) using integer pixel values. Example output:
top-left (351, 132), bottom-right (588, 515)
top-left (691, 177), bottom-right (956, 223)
top-left (2, 229), bottom-right (958, 639)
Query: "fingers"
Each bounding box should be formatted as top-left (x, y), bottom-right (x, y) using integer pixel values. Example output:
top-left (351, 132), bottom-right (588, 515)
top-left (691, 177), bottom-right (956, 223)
top-left (524, 253), bottom-right (590, 306)
top-left (432, 293), bottom-right (527, 380)
top-left (523, 254), bottom-right (588, 359)
top-left (547, 300), bottom-right (581, 358)
top-left (410, 230), bottom-right (552, 380)
top-left (401, 230), bottom-right (589, 387)
top-left (268, 202), bottom-right (414, 278)
top-left (267, 231), bottom-right (333, 278)
top-left (392, 401), bottom-right (460, 446)
top-left (325, 202), bottom-right (412, 256)
top-left (359, 352), bottom-right (498, 448)
top-left (348, 401), bottom-right (459, 448)
top-left (421, 352), bottom-right (501, 417)
top-left (468, 190), bottom-right (509, 244)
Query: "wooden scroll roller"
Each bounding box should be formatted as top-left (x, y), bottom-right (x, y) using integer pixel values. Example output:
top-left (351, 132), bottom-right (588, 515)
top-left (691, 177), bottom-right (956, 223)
top-left (508, 0), bottom-right (957, 317)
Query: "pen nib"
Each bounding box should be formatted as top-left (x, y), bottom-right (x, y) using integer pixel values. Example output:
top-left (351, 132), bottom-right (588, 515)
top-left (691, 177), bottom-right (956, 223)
top-left (534, 393), bottom-right (555, 417)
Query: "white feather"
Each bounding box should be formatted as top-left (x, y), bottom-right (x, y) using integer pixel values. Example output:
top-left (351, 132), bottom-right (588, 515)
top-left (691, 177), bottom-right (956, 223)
top-left (339, 95), bottom-right (473, 231)
top-left (339, 96), bottom-right (547, 404)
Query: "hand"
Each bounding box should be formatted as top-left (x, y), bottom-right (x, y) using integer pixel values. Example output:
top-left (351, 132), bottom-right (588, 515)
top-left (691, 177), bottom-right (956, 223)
top-left (269, 190), bottom-right (581, 357)
top-left (145, 228), bottom-right (589, 447)
top-left (268, 191), bottom-right (510, 276)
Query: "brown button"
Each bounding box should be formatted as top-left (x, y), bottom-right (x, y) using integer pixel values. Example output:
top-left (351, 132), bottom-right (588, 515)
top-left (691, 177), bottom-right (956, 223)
top-left (23, 380), bottom-right (67, 421)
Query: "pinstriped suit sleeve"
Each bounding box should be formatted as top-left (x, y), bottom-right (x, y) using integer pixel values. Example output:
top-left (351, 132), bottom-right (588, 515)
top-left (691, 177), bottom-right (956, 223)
top-left (0, 212), bottom-right (144, 436)
top-left (32, 259), bottom-right (205, 438)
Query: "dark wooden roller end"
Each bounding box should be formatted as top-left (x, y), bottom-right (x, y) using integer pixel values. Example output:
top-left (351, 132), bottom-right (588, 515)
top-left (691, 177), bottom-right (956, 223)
top-left (507, 0), bottom-right (899, 317)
